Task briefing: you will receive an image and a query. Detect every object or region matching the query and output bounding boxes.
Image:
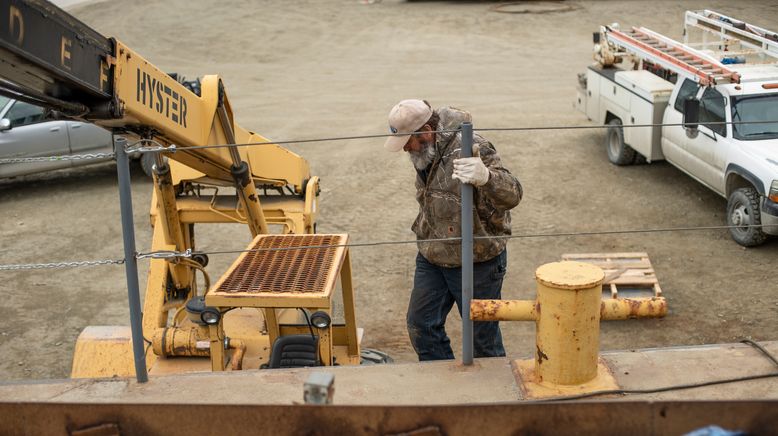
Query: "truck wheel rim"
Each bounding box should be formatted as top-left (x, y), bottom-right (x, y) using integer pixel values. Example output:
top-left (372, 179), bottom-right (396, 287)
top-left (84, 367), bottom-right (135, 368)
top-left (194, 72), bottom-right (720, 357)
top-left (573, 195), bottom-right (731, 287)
top-left (731, 204), bottom-right (750, 231)
top-left (608, 130), bottom-right (620, 156)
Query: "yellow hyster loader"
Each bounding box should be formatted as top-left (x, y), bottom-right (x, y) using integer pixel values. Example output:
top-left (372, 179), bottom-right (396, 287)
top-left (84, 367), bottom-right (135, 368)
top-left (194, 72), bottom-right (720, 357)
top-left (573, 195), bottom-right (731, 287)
top-left (0, 0), bottom-right (372, 378)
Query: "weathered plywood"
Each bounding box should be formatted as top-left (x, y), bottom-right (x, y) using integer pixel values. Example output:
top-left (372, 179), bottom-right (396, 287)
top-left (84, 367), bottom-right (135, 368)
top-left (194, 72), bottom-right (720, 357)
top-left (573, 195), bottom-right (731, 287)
top-left (562, 252), bottom-right (662, 299)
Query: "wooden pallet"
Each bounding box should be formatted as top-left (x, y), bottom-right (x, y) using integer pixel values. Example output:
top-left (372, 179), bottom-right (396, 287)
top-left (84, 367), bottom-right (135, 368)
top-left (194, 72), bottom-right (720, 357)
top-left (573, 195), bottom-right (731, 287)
top-left (561, 252), bottom-right (662, 299)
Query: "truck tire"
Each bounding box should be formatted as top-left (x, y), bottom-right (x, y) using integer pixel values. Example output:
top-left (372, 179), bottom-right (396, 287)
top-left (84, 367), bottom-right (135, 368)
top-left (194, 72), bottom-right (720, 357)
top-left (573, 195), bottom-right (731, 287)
top-left (727, 187), bottom-right (768, 247)
top-left (605, 119), bottom-right (636, 165)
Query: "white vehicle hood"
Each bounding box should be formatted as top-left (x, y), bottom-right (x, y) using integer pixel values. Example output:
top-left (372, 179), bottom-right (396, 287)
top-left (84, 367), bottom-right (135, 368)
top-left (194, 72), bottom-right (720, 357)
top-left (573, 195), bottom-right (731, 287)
top-left (740, 139), bottom-right (778, 172)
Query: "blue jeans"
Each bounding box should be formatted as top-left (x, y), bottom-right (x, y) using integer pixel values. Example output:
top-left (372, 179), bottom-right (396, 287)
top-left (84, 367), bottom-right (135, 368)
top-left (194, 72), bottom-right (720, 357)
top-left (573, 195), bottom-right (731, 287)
top-left (406, 250), bottom-right (507, 361)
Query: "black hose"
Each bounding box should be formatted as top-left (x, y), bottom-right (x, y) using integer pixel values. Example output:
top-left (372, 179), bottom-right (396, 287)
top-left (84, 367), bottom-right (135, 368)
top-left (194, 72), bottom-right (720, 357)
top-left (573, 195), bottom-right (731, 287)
top-left (298, 308), bottom-right (316, 340)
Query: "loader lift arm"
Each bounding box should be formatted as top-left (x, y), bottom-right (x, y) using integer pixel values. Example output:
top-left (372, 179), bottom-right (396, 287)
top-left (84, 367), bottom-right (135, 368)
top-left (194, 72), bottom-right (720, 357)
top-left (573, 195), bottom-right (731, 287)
top-left (0, 0), bottom-right (361, 375)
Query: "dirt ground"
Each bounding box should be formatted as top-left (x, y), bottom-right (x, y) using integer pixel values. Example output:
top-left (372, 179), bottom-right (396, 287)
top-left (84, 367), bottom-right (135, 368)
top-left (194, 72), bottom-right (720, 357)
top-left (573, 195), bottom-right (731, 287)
top-left (1, 0), bottom-right (777, 381)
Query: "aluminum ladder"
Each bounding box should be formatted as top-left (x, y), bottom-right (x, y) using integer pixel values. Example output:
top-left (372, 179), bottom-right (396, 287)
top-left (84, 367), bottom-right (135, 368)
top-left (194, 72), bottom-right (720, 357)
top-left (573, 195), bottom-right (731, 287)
top-left (605, 25), bottom-right (741, 85)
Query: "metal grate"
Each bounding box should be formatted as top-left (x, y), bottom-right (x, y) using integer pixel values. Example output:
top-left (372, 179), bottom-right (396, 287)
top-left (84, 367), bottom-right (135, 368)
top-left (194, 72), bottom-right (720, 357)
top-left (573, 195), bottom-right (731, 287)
top-left (215, 235), bottom-right (343, 294)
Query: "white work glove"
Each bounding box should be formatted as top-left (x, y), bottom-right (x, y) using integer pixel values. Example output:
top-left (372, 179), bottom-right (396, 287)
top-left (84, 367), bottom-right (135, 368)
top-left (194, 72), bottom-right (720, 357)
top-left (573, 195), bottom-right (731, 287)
top-left (452, 144), bottom-right (490, 186)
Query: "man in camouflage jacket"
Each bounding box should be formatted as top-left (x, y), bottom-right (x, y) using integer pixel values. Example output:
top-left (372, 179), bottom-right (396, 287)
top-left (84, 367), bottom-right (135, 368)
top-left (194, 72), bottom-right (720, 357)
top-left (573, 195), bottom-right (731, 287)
top-left (384, 99), bottom-right (522, 361)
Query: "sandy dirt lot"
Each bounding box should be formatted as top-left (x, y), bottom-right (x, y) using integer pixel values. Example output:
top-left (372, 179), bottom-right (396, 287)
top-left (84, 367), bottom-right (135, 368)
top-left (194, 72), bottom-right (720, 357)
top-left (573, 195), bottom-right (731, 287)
top-left (1, 0), bottom-right (777, 381)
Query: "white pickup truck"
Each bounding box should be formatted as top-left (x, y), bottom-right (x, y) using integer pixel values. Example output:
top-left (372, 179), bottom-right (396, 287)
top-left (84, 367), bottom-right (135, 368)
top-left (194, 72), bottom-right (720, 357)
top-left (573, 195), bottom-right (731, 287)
top-left (575, 20), bottom-right (778, 247)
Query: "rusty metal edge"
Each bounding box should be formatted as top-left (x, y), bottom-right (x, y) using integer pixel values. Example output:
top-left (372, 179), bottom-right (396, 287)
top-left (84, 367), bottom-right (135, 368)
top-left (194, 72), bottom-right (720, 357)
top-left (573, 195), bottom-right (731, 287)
top-left (2, 401), bottom-right (777, 436)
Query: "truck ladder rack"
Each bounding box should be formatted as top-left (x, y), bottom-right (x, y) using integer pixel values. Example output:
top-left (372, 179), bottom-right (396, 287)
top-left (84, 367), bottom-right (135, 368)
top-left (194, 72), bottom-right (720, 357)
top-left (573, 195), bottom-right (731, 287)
top-left (605, 26), bottom-right (740, 85)
top-left (685, 10), bottom-right (778, 61)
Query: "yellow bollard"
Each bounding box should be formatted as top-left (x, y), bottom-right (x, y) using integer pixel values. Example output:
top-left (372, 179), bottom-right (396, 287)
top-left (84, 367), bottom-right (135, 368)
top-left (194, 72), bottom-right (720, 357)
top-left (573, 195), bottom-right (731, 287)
top-left (518, 261), bottom-right (620, 397)
top-left (471, 261), bottom-right (628, 398)
top-left (533, 261), bottom-right (603, 385)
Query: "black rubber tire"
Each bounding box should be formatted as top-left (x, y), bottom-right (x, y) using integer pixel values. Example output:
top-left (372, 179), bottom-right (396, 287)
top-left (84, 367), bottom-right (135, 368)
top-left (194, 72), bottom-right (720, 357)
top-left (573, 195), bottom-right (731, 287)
top-left (360, 348), bottom-right (393, 365)
top-left (727, 187), bottom-right (768, 247)
top-left (605, 119), bottom-right (636, 166)
top-left (140, 152), bottom-right (156, 178)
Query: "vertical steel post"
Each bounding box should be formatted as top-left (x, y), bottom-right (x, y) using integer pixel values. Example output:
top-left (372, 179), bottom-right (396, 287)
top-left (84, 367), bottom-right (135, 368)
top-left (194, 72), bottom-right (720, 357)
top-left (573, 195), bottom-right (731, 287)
top-left (460, 122), bottom-right (474, 365)
top-left (115, 137), bottom-right (148, 383)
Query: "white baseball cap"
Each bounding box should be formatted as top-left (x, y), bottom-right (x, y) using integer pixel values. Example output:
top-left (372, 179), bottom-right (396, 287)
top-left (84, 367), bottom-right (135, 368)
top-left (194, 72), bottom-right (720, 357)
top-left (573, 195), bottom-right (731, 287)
top-left (383, 99), bottom-right (433, 152)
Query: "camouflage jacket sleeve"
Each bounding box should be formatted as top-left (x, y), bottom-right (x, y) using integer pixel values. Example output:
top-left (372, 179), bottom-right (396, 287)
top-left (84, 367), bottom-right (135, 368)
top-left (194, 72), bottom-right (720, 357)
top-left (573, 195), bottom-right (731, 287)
top-left (475, 137), bottom-right (522, 211)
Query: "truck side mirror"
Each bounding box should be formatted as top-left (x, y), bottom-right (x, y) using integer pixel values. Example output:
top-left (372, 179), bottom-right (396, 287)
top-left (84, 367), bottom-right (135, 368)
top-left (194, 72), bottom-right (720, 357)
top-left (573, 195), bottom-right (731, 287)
top-left (0, 118), bottom-right (10, 131)
top-left (682, 97), bottom-right (700, 131)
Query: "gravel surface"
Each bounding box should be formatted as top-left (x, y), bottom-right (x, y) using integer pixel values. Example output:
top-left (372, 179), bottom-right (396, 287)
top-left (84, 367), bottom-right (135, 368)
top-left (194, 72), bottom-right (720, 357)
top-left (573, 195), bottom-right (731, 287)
top-left (1, 0), bottom-right (776, 380)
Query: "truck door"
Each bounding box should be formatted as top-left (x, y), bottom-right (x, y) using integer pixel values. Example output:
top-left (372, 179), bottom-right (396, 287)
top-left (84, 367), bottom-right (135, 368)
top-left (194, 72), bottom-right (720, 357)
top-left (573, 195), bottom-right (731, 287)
top-left (684, 87), bottom-right (728, 195)
top-left (0, 100), bottom-right (70, 178)
top-left (661, 79), bottom-right (698, 170)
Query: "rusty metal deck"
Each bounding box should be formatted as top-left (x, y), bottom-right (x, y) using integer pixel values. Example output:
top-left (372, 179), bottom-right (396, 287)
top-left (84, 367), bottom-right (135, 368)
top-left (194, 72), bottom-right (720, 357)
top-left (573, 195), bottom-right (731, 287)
top-left (2, 401), bottom-right (777, 435)
top-left (205, 234), bottom-right (348, 308)
top-left (2, 341), bottom-right (778, 436)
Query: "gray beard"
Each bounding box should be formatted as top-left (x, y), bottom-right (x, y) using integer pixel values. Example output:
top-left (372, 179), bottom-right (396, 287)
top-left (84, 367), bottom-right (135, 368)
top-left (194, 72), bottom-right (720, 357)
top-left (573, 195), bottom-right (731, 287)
top-left (408, 141), bottom-right (436, 170)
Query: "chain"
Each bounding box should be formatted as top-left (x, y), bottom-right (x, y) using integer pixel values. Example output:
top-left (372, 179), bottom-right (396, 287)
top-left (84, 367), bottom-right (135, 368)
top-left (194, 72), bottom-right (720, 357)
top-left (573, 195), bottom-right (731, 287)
top-left (0, 258), bottom-right (125, 271)
top-left (0, 138), bottom-right (175, 166)
top-left (0, 152), bottom-right (115, 164)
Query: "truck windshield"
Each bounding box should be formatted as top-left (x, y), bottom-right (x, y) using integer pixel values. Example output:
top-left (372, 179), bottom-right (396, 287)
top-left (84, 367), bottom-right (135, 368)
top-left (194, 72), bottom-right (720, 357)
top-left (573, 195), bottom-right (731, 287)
top-left (731, 94), bottom-right (778, 141)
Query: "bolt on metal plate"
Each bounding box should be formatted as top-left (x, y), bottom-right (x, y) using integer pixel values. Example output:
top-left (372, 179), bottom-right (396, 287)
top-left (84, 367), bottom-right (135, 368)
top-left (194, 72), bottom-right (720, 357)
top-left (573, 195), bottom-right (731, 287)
top-left (304, 372), bottom-right (335, 405)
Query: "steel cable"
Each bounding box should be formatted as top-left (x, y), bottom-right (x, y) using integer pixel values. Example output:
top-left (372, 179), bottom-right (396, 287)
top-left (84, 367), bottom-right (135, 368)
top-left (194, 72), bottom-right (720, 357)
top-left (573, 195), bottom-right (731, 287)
top-left (137, 222), bottom-right (778, 260)
top-left (167, 128), bottom-right (460, 152)
top-left (148, 119), bottom-right (778, 153)
top-left (475, 119), bottom-right (778, 133)
top-left (4, 222), bottom-right (775, 270)
top-left (1, 119), bottom-right (777, 161)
